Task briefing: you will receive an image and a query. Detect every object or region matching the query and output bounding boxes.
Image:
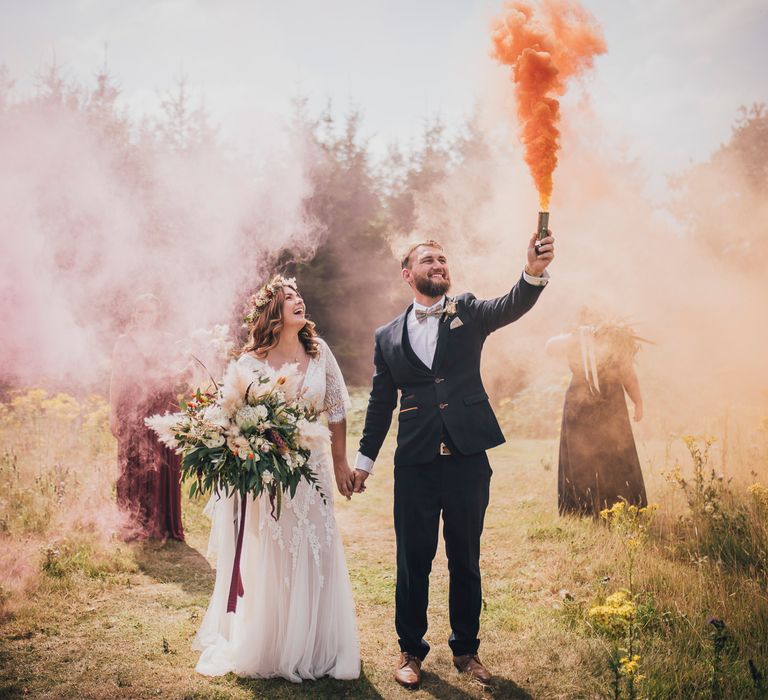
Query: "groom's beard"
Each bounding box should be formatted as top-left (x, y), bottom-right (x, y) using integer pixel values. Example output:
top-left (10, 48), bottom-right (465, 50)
top-left (413, 271), bottom-right (451, 297)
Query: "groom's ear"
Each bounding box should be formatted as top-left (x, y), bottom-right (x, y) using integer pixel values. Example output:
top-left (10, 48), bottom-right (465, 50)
top-left (401, 267), bottom-right (413, 286)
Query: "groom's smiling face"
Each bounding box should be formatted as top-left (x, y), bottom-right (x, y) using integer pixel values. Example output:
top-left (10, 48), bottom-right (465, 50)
top-left (403, 245), bottom-right (451, 298)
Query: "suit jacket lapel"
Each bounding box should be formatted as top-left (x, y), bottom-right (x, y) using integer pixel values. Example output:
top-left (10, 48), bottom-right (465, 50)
top-left (431, 307), bottom-right (451, 374)
top-left (387, 306), bottom-right (432, 377)
top-left (388, 307), bottom-right (408, 356)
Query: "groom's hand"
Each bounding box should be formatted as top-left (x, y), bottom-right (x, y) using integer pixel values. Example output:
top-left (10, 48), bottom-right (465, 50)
top-left (526, 230), bottom-right (555, 277)
top-left (353, 469), bottom-right (369, 494)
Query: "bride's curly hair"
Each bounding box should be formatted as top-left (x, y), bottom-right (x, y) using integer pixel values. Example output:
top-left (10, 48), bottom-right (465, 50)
top-left (242, 279), bottom-right (320, 359)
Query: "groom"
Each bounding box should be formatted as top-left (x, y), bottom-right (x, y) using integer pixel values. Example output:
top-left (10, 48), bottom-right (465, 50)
top-left (353, 231), bottom-right (555, 688)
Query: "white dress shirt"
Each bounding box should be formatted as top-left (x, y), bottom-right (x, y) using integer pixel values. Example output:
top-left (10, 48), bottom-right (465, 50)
top-left (354, 268), bottom-right (549, 475)
top-left (406, 296), bottom-right (445, 369)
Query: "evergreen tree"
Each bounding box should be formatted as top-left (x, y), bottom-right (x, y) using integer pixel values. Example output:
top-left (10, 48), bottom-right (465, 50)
top-left (283, 103), bottom-right (400, 383)
top-left (156, 75), bottom-right (217, 153)
top-left (386, 116), bottom-right (452, 236)
top-left (672, 104), bottom-right (768, 271)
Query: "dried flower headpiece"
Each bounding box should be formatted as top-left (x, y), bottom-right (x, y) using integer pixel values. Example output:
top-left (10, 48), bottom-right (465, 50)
top-left (244, 275), bottom-right (297, 325)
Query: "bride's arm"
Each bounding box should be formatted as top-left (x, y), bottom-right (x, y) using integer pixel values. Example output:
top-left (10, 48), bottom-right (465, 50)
top-left (321, 339), bottom-right (355, 498)
top-left (329, 419), bottom-right (354, 498)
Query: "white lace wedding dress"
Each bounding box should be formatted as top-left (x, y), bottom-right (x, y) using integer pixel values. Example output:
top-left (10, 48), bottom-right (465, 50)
top-left (193, 338), bottom-right (360, 682)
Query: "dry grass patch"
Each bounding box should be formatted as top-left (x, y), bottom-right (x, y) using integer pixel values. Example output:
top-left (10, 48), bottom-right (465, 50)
top-left (2, 397), bottom-right (768, 698)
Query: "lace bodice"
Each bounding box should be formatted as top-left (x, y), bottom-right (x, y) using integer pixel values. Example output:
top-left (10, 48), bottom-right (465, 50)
top-left (236, 337), bottom-right (350, 424)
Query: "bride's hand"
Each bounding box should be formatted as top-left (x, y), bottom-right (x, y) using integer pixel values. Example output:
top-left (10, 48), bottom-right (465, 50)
top-left (334, 461), bottom-right (355, 499)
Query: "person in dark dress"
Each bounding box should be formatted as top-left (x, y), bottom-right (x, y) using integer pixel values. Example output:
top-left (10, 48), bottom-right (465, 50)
top-left (109, 294), bottom-right (185, 541)
top-left (547, 315), bottom-right (648, 517)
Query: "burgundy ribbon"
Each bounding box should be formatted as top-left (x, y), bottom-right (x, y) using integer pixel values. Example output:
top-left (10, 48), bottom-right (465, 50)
top-left (226, 495), bottom-right (247, 613)
top-left (268, 485), bottom-right (277, 520)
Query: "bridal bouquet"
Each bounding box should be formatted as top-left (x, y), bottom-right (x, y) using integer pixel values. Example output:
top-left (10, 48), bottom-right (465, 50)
top-left (146, 358), bottom-right (329, 519)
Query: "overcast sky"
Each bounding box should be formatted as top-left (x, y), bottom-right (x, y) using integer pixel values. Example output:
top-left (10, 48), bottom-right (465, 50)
top-left (1, 0), bottom-right (766, 188)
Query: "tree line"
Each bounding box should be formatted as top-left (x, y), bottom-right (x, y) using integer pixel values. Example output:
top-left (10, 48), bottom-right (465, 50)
top-left (0, 61), bottom-right (763, 386)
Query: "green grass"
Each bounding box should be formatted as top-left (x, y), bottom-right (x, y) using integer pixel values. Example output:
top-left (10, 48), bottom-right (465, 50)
top-left (2, 404), bottom-right (768, 697)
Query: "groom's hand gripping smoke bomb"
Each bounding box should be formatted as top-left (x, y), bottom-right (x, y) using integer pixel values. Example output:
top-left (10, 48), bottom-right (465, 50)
top-left (535, 211), bottom-right (549, 256)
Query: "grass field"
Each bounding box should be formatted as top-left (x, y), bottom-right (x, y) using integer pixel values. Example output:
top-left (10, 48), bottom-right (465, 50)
top-left (1, 391), bottom-right (767, 699)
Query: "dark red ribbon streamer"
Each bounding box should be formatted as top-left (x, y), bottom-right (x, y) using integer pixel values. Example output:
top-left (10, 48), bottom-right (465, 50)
top-left (226, 495), bottom-right (247, 613)
top-left (268, 485), bottom-right (277, 520)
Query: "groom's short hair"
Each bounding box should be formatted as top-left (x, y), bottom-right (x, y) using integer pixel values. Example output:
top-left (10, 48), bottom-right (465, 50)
top-left (400, 240), bottom-right (444, 269)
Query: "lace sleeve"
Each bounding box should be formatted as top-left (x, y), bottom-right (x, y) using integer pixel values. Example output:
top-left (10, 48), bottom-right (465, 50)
top-left (321, 339), bottom-right (351, 424)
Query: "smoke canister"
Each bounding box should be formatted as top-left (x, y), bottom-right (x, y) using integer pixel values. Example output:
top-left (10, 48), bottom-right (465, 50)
top-left (535, 211), bottom-right (549, 255)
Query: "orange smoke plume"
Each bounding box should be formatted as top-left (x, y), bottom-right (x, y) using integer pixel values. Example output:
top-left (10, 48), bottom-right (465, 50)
top-left (491, 0), bottom-right (606, 209)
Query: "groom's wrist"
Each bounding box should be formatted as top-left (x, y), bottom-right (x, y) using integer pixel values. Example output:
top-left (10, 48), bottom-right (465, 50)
top-left (524, 263), bottom-right (541, 277)
top-left (523, 267), bottom-right (549, 287)
top-left (354, 451), bottom-right (375, 475)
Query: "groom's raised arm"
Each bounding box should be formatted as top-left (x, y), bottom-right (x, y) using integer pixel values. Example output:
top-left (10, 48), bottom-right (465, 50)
top-left (470, 269), bottom-right (549, 336)
top-left (355, 332), bottom-right (398, 475)
top-left (469, 231), bottom-right (554, 335)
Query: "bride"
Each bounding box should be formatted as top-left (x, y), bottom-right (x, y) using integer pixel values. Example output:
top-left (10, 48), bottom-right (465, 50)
top-left (193, 274), bottom-right (360, 682)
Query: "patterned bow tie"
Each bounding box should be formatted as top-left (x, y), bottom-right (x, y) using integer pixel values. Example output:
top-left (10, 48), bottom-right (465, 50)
top-left (415, 306), bottom-right (444, 322)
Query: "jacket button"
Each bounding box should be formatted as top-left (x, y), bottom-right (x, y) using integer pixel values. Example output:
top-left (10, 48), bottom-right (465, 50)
top-left (439, 403), bottom-right (448, 409)
top-left (435, 377), bottom-right (445, 383)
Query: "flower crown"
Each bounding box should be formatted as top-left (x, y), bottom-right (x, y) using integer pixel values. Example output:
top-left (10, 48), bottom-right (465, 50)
top-left (244, 275), bottom-right (297, 325)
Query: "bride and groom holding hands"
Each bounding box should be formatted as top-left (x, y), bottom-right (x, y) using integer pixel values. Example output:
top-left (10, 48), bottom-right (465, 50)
top-left (193, 229), bottom-right (555, 689)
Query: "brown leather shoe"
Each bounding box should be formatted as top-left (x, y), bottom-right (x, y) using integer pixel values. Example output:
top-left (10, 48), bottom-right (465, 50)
top-left (453, 654), bottom-right (492, 685)
top-left (394, 652), bottom-right (422, 689)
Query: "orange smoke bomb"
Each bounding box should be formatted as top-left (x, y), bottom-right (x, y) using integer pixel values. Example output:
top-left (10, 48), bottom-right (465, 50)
top-left (491, 0), bottom-right (606, 209)
top-left (537, 211), bottom-right (549, 240)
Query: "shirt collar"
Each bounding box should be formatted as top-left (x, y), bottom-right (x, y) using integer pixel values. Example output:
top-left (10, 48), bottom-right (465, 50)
top-left (412, 296), bottom-right (446, 313)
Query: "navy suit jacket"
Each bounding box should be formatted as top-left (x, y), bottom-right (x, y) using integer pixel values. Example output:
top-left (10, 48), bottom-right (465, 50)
top-left (359, 273), bottom-right (546, 467)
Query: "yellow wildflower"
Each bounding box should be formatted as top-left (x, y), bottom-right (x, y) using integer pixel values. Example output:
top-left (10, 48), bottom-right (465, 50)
top-left (11, 388), bottom-right (48, 413)
top-left (588, 589), bottom-right (637, 636)
top-left (601, 499), bottom-right (657, 551)
top-left (681, 434), bottom-right (696, 449)
top-left (600, 500), bottom-right (626, 522)
top-left (619, 654), bottom-right (642, 676)
top-left (42, 393), bottom-right (82, 423)
top-left (748, 483), bottom-right (768, 509)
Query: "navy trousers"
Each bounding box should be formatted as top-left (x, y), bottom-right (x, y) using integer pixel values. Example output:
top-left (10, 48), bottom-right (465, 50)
top-left (393, 450), bottom-right (491, 659)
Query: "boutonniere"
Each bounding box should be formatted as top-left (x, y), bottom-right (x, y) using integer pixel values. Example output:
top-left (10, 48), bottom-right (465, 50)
top-left (441, 297), bottom-right (458, 323)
